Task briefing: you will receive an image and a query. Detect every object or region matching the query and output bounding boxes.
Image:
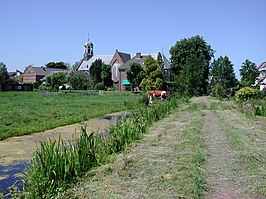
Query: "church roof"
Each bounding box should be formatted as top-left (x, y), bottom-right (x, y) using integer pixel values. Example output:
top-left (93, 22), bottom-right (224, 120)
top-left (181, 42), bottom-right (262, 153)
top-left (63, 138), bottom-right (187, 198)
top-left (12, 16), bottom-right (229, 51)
top-left (78, 55), bottom-right (114, 71)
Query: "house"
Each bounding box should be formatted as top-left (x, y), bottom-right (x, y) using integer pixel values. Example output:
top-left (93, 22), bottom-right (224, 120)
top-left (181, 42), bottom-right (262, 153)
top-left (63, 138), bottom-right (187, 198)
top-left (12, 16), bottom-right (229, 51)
top-left (253, 62), bottom-right (266, 90)
top-left (23, 66), bottom-right (68, 85)
top-left (118, 52), bottom-right (170, 91)
top-left (76, 38), bottom-right (131, 90)
top-left (76, 37), bottom-right (170, 91)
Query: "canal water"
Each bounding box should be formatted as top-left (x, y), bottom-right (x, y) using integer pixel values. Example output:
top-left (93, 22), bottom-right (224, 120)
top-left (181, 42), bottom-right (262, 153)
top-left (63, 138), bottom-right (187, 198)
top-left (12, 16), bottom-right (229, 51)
top-left (0, 112), bottom-right (129, 197)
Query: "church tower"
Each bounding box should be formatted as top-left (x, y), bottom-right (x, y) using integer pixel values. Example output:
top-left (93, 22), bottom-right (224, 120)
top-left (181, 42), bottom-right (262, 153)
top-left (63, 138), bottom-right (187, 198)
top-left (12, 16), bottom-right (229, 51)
top-left (84, 36), bottom-right (93, 61)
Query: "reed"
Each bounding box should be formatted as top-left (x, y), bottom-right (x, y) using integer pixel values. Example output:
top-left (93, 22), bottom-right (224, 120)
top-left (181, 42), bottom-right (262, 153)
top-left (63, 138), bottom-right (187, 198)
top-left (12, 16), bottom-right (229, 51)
top-left (14, 96), bottom-right (181, 198)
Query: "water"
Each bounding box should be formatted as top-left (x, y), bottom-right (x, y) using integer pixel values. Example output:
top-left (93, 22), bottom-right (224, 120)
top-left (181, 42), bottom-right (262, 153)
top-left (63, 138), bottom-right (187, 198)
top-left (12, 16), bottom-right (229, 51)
top-left (0, 112), bottom-right (130, 196)
top-left (0, 162), bottom-right (25, 197)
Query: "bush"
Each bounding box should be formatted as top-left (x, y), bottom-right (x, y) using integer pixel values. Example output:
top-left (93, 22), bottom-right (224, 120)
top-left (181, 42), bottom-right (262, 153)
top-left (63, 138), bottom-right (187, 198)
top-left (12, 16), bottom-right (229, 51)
top-left (94, 82), bottom-right (105, 90)
top-left (235, 87), bottom-right (258, 101)
top-left (212, 84), bottom-right (227, 99)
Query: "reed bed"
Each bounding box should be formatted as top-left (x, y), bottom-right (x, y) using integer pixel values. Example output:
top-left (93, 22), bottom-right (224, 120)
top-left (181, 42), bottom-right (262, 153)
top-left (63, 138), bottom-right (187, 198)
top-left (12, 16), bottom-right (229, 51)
top-left (11, 96), bottom-right (182, 198)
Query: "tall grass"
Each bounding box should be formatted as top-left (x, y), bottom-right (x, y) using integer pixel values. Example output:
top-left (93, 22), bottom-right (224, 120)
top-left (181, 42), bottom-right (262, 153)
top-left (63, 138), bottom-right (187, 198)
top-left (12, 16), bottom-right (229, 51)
top-left (11, 96), bottom-right (182, 198)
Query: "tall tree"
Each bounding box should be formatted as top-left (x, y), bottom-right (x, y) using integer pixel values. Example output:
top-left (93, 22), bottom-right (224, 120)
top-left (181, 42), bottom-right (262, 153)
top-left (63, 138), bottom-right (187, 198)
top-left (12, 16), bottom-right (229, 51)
top-left (101, 64), bottom-right (113, 88)
top-left (210, 55), bottom-right (237, 90)
top-left (126, 62), bottom-right (144, 90)
top-left (46, 62), bottom-right (68, 69)
top-left (89, 59), bottom-right (103, 84)
top-left (170, 35), bottom-right (214, 96)
top-left (0, 62), bottom-right (9, 85)
top-left (239, 59), bottom-right (258, 87)
top-left (140, 56), bottom-right (164, 91)
top-left (157, 52), bottom-right (164, 69)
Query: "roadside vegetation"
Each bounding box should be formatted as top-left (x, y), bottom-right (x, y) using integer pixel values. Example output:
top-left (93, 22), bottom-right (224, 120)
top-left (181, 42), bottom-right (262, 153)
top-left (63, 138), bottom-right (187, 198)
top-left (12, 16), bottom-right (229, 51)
top-left (0, 91), bottom-right (141, 140)
top-left (9, 96), bottom-right (183, 198)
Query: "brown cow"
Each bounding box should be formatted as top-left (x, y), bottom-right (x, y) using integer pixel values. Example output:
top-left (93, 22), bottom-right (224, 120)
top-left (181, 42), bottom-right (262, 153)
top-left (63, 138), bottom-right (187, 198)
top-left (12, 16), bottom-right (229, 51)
top-left (148, 90), bottom-right (168, 104)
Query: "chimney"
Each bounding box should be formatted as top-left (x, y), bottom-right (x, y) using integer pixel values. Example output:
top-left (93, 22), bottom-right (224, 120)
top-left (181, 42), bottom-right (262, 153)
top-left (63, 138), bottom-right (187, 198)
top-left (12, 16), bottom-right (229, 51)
top-left (136, 52), bottom-right (141, 58)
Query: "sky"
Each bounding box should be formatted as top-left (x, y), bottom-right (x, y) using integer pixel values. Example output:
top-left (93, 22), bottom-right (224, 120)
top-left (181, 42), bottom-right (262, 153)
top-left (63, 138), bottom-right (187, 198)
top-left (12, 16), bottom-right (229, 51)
top-left (0, 0), bottom-right (265, 79)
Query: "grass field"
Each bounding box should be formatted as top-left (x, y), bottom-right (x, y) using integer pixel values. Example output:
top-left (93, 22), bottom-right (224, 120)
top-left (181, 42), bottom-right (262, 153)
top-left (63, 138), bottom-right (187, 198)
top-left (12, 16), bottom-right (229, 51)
top-left (0, 91), bottom-right (141, 140)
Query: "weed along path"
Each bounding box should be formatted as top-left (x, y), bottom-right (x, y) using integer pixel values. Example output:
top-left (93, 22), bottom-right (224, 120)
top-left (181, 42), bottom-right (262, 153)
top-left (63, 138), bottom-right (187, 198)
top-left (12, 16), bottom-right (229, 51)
top-left (64, 97), bottom-right (266, 199)
top-left (0, 111), bottom-right (128, 194)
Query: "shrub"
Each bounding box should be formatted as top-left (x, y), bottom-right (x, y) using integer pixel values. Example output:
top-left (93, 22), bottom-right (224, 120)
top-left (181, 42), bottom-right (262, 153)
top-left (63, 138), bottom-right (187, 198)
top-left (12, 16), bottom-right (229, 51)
top-left (235, 87), bottom-right (258, 101)
top-left (212, 84), bottom-right (227, 99)
top-left (94, 82), bottom-right (105, 90)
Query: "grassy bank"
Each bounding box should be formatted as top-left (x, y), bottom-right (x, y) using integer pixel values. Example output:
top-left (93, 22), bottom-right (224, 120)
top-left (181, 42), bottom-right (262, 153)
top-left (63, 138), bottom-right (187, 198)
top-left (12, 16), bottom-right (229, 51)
top-left (0, 91), bottom-right (141, 140)
top-left (10, 96), bottom-right (182, 198)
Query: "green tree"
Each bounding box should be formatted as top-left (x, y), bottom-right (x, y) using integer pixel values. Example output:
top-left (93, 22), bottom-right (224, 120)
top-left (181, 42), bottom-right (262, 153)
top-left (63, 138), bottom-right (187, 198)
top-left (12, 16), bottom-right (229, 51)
top-left (239, 59), bottom-right (258, 87)
top-left (0, 62), bottom-right (9, 85)
top-left (68, 71), bottom-right (90, 90)
top-left (89, 59), bottom-right (103, 85)
top-left (210, 55), bottom-right (237, 90)
top-left (170, 35), bottom-right (214, 96)
top-left (46, 62), bottom-right (68, 69)
top-left (46, 72), bottom-right (67, 91)
top-left (126, 62), bottom-right (144, 90)
top-left (101, 64), bottom-right (113, 88)
top-left (140, 56), bottom-right (164, 91)
top-left (157, 52), bottom-right (164, 69)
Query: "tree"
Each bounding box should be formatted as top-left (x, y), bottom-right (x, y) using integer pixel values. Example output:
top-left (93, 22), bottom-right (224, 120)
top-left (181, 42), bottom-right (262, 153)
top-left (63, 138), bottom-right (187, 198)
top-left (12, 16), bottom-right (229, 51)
top-left (46, 62), bottom-right (68, 69)
top-left (46, 72), bottom-right (67, 91)
top-left (157, 52), bottom-right (164, 69)
top-left (170, 35), bottom-right (214, 96)
top-left (210, 56), bottom-right (237, 89)
top-left (239, 59), bottom-right (258, 87)
top-left (0, 62), bottom-right (9, 85)
top-left (140, 56), bottom-right (164, 91)
top-left (89, 59), bottom-right (103, 85)
top-left (67, 71), bottom-right (91, 90)
top-left (101, 64), bottom-right (113, 88)
top-left (126, 62), bottom-right (144, 90)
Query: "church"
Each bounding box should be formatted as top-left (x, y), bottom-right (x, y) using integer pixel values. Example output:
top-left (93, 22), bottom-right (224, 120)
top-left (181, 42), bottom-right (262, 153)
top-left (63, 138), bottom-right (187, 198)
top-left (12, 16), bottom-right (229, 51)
top-left (77, 37), bottom-right (170, 91)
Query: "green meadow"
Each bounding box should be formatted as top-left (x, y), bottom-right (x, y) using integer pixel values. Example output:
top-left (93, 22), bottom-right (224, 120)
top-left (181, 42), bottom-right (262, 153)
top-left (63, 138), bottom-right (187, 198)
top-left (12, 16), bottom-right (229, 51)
top-left (0, 91), bottom-right (141, 140)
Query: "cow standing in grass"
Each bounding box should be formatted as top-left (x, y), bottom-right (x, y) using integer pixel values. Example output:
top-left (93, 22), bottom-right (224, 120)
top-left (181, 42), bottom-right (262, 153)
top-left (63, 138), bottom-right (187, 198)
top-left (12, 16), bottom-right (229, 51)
top-left (148, 90), bottom-right (168, 104)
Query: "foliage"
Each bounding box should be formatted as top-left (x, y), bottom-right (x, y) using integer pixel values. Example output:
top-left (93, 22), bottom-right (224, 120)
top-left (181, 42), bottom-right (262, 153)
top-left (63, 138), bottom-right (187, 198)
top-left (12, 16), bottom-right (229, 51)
top-left (45, 72), bottom-right (67, 91)
top-left (101, 64), bottom-right (113, 88)
top-left (18, 96), bottom-right (180, 198)
top-left (170, 35), bottom-right (214, 96)
top-left (157, 52), bottom-right (164, 69)
top-left (210, 56), bottom-right (237, 92)
top-left (67, 71), bottom-right (91, 90)
top-left (0, 91), bottom-right (141, 141)
top-left (126, 62), bottom-right (144, 90)
top-left (0, 62), bottom-right (9, 85)
top-left (235, 87), bottom-right (258, 101)
top-left (89, 59), bottom-right (103, 85)
top-left (175, 54), bottom-right (209, 96)
top-left (94, 82), bottom-right (105, 90)
top-left (46, 62), bottom-right (68, 69)
top-left (140, 56), bottom-right (164, 91)
top-left (212, 83), bottom-right (227, 99)
top-left (239, 59), bottom-right (259, 87)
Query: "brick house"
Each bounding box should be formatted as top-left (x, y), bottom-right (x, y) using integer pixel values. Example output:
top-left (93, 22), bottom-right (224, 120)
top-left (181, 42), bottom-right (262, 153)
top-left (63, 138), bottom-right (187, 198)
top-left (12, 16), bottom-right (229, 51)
top-left (23, 66), bottom-right (68, 85)
top-left (118, 52), bottom-right (170, 91)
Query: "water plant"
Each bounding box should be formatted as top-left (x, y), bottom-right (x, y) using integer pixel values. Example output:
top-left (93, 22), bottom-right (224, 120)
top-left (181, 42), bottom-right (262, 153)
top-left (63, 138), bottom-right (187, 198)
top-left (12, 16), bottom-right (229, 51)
top-left (12, 96), bottom-right (181, 198)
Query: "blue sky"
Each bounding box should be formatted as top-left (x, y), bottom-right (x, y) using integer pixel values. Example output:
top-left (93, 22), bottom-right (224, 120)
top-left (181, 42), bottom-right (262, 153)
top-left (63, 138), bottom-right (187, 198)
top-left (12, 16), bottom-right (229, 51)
top-left (0, 0), bottom-right (265, 78)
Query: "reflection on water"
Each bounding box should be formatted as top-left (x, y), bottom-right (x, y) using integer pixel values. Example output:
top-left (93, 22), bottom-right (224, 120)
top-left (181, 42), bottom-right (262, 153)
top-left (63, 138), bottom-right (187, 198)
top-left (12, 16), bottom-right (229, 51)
top-left (0, 162), bottom-right (25, 196)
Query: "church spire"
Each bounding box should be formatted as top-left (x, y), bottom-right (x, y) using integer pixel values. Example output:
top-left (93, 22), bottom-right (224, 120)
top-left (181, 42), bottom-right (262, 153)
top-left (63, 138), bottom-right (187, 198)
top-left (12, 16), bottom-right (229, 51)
top-left (84, 34), bottom-right (93, 60)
